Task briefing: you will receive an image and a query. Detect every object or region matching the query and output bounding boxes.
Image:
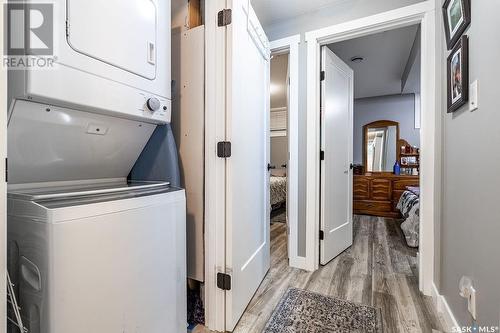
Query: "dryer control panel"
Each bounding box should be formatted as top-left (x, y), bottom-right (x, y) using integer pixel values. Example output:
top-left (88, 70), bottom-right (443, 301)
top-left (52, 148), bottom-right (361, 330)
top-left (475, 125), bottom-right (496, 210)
top-left (138, 93), bottom-right (171, 123)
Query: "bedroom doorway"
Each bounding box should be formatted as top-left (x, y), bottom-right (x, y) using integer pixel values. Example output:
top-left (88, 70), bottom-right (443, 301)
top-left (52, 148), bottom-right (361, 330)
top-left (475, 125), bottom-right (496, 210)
top-left (268, 35), bottom-right (303, 269)
top-left (305, 2), bottom-right (438, 295)
top-left (322, 23), bottom-right (423, 279)
top-left (269, 51), bottom-right (290, 258)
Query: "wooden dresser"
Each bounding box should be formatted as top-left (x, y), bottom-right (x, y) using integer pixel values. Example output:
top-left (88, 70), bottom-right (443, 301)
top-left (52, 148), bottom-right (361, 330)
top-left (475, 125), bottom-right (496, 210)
top-left (353, 173), bottom-right (419, 218)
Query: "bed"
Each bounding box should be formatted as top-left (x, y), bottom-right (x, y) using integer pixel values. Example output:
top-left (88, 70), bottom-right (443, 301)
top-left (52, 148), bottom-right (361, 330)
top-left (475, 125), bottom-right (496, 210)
top-left (397, 186), bottom-right (420, 248)
top-left (270, 176), bottom-right (287, 211)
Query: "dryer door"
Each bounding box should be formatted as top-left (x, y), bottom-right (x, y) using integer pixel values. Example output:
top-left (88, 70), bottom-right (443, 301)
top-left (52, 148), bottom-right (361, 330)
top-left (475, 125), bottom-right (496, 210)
top-left (66, 0), bottom-right (157, 80)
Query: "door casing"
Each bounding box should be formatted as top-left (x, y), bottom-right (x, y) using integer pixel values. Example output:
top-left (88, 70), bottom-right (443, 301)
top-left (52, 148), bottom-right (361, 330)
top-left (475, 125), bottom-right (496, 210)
top-left (269, 35), bottom-right (304, 270)
top-left (204, 0), bottom-right (271, 331)
top-left (305, 1), bottom-right (439, 296)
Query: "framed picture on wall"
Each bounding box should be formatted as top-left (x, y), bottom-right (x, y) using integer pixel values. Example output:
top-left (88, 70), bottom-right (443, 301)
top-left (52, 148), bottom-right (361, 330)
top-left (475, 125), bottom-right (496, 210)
top-left (447, 35), bottom-right (469, 113)
top-left (442, 0), bottom-right (471, 50)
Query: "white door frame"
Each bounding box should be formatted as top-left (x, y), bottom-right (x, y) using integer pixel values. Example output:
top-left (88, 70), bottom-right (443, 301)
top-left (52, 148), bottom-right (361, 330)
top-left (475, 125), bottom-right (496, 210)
top-left (204, 0), bottom-right (228, 331)
top-left (305, 1), bottom-right (440, 296)
top-left (269, 35), bottom-right (306, 270)
top-left (204, 1), bottom-right (274, 331)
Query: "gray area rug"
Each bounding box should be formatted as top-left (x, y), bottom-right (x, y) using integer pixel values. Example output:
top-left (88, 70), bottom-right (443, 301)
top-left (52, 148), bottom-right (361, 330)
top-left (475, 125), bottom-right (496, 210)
top-left (263, 288), bottom-right (383, 333)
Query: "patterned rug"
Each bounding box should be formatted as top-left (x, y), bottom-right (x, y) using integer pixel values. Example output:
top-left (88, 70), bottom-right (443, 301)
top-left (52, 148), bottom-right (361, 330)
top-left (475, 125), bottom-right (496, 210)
top-left (263, 288), bottom-right (383, 333)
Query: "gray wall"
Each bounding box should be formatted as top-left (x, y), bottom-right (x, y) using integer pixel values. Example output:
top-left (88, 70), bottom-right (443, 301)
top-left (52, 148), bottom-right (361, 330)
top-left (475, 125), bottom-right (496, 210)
top-left (438, 0), bottom-right (500, 327)
top-left (270, 54), bottom-right (288, 109)
top-left (263, 0), bottom-right (425, 256)
top-left (354, 94), bottom-right (420, 165)
top-left (271, 136), bottom-right (288, 172)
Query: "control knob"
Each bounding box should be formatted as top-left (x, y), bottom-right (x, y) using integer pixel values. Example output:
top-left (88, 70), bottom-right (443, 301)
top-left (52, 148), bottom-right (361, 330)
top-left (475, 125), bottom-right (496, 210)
top-left (146, 97), bottom-right (161, 112)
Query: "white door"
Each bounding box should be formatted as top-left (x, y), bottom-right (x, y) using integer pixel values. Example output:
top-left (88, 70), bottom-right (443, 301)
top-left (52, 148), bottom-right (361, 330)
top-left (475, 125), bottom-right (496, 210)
top-left (225, 1), bottom-right (271, 331)
top-left (320, 46), bottom-right (354, 265)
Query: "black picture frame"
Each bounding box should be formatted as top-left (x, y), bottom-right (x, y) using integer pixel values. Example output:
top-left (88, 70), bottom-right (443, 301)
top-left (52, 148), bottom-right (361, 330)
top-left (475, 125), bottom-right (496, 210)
top-left (442, 0), bottom-right (471, 50)
top-left (447, 35), bottom-right (469, 113)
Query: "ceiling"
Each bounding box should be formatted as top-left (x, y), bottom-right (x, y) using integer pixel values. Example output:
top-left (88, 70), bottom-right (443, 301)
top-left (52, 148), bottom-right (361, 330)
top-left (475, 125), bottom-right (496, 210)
top-left (328, 25), bottom-right (420, 99)
top-left (252, 0), bottom-right (348, 27)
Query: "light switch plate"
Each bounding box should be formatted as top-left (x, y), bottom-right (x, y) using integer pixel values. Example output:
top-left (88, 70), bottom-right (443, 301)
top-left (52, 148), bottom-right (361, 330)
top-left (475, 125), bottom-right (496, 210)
top-left (469, 80), bottom-right (479, 112)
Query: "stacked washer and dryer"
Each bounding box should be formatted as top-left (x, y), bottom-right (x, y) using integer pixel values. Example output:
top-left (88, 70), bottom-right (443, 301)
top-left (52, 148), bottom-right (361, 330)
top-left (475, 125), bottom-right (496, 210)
top-left (7, 0), bottom-right (186, 332)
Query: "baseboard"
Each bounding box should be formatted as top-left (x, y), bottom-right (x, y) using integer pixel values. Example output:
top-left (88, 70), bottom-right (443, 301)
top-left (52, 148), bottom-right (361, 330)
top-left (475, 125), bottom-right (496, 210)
top-left (289, 256), bottom-right (308, 270)
top-left (432, 283), bottom-right (460, 332)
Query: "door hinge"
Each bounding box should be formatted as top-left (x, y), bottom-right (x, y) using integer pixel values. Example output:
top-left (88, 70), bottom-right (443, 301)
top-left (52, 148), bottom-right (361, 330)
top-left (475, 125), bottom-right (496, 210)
top-left (65, 20), bottom-right (70, 37)
top-left (320, 71), bottom-right (325, 81)
top-left (217, 273), bottom-right (232, 291)
top-left (218, 9), bottom-right (232, 27)
top-left (320, 150), bottom-right (325, 161)
top-left (4, 158), bottom-right (7, 183)
top-left (319, 230), bottom-right (324, 240)
top-left (217, 141), bottom-right (232, 158)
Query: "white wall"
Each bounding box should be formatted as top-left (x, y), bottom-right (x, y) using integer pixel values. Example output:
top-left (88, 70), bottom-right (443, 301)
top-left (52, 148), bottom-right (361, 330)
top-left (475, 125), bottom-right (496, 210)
top-left (438, 0), bottom-right (500, 327)
top-left (261, 0), bottom-right (426, 256)
top-left (354, 94), bottom-right (420, 165)
top-left (271, 136), bottom-right (288, 172)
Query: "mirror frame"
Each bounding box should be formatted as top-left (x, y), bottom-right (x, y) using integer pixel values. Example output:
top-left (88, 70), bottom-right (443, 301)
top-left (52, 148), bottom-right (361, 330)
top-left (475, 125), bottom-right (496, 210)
top-left (362, 120), bottom-right (400, 173)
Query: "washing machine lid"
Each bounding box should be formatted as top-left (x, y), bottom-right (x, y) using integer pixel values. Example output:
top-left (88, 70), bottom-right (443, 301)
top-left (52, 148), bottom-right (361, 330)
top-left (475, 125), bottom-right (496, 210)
top-left (67, 0), bottom-right (157, 80)
top-left (7, 100), bottom-right (156, 185)
top-left (7, 181), bottom-right (180, 210)
top-left (7, 181), bottom-right (170, 201)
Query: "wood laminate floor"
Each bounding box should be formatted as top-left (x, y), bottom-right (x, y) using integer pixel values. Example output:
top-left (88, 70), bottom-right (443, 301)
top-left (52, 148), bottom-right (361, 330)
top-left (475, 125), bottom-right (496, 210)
top-left (195, 215), bottom-right (444, 333)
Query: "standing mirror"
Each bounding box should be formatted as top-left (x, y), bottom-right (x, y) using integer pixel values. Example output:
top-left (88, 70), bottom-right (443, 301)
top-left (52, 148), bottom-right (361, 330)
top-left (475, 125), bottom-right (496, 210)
top-left (363, 120), bottom-right (400, 172)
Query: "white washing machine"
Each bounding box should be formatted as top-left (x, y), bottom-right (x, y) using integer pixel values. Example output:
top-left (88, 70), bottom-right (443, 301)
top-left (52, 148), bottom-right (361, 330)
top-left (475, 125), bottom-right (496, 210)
top-left (9, 0), bottom-right (171, 123)
top-left (8, 183), bottom-right (186, 333)
top-left (7, 101), bottom-right (187, 333)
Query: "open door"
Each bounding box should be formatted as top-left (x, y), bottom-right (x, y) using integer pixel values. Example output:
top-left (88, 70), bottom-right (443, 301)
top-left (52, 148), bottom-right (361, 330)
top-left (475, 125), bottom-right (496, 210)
top-left (320, 46), bottom-right (354, 265)
top-left (225, 1), bottom-right (271, 330)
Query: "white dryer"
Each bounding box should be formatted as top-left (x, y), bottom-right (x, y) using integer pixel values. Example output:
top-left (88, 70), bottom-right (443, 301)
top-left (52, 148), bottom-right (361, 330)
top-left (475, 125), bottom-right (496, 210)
top-left (7, 101), bottom-right (187, 333)
top-left (9, 0), bottom-right (171, 124)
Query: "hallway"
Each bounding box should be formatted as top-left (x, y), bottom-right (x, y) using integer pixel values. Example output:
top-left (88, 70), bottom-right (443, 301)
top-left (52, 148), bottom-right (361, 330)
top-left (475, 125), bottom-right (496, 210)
top-left (232, 216), bottom-right (444, 332)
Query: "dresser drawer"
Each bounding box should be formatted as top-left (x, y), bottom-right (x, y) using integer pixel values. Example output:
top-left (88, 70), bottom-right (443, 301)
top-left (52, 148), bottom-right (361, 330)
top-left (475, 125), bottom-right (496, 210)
top-left (354, 200), bottom-right (392, 213)
top-left (371, 179), bottom-right (392, 201)
top-left (354, 178), bottom-right (370, 200)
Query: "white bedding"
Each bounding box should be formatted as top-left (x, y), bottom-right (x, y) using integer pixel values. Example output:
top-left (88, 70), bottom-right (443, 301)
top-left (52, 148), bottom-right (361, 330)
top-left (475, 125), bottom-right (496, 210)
top-left (270, 176), bottom-right (287, 207)
top-left (397, 189), bottom-right (420, 248)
